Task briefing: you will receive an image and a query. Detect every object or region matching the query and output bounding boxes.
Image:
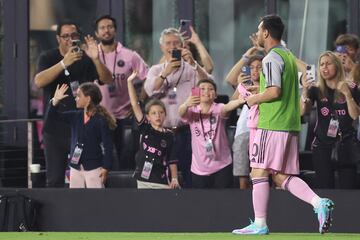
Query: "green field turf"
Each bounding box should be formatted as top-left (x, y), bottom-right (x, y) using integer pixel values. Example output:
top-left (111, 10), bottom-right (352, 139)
top-left (0, 232), bottom-right (359, 240)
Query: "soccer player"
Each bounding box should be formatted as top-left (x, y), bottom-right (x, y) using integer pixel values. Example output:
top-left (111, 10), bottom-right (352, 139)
top-left (232, 15), bottom-right (334, 235)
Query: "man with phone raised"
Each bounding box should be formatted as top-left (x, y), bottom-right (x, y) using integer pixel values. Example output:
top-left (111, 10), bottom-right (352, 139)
top-left (34, 20), bottom-right (112, 188)
top-left (144, 27), bottom-right (211, 187)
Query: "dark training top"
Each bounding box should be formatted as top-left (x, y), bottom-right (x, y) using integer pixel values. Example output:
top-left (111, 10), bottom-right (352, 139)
top-left (134, 117), bottom-right (177, 185)
top-left (308, 83), bottom-right (360, 144)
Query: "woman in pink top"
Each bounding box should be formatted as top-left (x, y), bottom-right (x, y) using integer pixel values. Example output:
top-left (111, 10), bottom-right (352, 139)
top-left (179, 79), bottom-right (245, 188)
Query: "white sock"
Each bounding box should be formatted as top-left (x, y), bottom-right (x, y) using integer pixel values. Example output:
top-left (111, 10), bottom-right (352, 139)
top-left (254, 217), bottom-right (267, 228)
top-left (311, 195), bottom-right (321, 208)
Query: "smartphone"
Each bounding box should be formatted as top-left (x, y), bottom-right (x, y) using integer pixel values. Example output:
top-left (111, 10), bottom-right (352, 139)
top-left (335, 45), bottom-right (347, 54)
top-left (71, 39), bottom-right (81, 53)
top-left (171, 49), bottom-right (182, 61)
top-left (180, 19), bottom-right (192, 39)
top-left (191, 87), bottom-right (200, 97)
top-left (306, 64), bottom-right (316, 83)
top-left (241, 66), bottom-right (251, 76)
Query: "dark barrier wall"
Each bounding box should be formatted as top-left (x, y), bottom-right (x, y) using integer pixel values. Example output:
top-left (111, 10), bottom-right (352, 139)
top-left (0, 189), bottom-right (359, 233)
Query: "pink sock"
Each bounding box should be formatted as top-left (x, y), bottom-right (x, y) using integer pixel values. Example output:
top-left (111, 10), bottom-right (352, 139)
top-left (252, 177), bottom-right (269, 219)
top-left (281, 176), bottom-right (318, 205)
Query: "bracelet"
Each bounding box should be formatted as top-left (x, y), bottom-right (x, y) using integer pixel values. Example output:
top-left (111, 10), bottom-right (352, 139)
top-left (60, 60), bottom-right (70, 76)
top-left (171, 178), bottom-right (178, 181)
top-left (60, 60), bottom-right (66, 70)
top-left (159, 74), bottom-right (166, 80)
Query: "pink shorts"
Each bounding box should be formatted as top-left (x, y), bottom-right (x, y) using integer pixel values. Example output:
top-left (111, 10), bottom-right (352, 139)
top-left (250, 129), bottom-right (299, 175)
top-left (249, 128), bottom-right (257, 154)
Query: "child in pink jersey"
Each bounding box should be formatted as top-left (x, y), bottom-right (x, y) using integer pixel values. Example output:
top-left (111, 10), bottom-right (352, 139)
top-left (234, 55), bottom-right (262, 154)
top-left (179, 79), bottom-right (245, 188)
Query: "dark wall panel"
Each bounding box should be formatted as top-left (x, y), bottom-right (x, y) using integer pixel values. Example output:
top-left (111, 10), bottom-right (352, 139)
top-left (0, 188), bottom-right (358, 233)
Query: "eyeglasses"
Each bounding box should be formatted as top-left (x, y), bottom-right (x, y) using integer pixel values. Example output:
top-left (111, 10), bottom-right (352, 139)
top-left (98, 25), bottom-right (115, 31)
top-left (59, 32), bottom-right (81, 41)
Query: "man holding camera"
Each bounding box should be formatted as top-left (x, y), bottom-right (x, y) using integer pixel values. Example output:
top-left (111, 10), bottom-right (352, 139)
top-left (144, 27), bottom-right (210, 187)
top-left (94, 15), bottom-right (149, 170)
top-left (34, 20), bottom-right (112, 188)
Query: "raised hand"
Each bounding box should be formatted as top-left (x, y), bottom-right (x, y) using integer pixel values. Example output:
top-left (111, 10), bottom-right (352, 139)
top-left (237, 73), bottom-right (252, 86)
top-left (83, 35), bottom-right (99, 60)
top-left (62, 46), bottom-right (83, 67)
top-left (337, 81), bottom-right (351, 97)
top-left (127, 70), bottom-right (138, 83)
top-left (52, 84), bottom-right (69, 106)
top-left (181, 48), bottom-right (195, 65)
top-left (249, 33), bottom-right (264, 52)
top-left (162, 58), bottom-right (181, 77)
top-left (186, 26), bottom-right (200, 44)
top-left (185, 95), bottom-right (200, 108)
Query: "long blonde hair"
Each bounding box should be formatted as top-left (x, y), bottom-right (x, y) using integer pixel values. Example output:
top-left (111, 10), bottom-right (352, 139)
top-left (317, 51), bottom-right (346, 101)
top-left (80, 82), bottom-right (117, 130)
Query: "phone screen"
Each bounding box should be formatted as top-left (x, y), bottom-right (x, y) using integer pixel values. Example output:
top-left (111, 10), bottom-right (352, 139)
top-left (172, 49), bottom-right (182, 61)
top-left (335, 45), bottom-right (347, 54)
top-left (306, 65), bottom-right (316, 83)
top-left (180, 19), bottom-right (192, 38)
top-left (71, 40), bottom-right (81, 52)
top-left (241, 66), bottom-right (251, 76)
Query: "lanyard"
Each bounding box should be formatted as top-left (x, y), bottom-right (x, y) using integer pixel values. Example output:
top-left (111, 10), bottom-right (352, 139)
top-left (101, 43), bottom-right (118, 80)
top-left (199, 112), bottom-right (213, 141)
top-left (163, 62), bottom-right (185, 90)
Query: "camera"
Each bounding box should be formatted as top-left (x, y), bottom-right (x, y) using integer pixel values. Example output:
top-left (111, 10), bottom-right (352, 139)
top-left (71, 40), bottom-right (81, 53)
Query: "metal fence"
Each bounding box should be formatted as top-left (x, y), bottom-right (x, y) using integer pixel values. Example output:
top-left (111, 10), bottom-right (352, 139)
top-left (0, 118), bottom-right (43, 188)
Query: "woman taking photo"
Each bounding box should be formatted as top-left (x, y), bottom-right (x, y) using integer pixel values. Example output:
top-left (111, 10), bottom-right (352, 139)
top-left (301, 51), bottom-right (360, 189)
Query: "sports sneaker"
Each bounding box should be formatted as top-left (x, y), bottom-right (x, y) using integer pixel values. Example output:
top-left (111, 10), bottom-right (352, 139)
top-left (232, 220), bottom-right (269, 235)
top-left (314, 198), bottom-right (335, 234)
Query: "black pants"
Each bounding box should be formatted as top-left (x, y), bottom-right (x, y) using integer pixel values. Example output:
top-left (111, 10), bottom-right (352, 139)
top-left (312, 137), bottom-right (357, 189)
top-left (192, 164), bottom-right (233, 188)
top-left (174, 127), bottom-right (192, 188)
top-left (43, 132), bottom-right (70, 188)
top-left (112, 118), bottom-right (139, 170)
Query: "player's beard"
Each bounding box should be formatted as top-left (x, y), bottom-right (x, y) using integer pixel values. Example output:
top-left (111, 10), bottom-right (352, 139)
top-left (101, 38), bottom-right (115, 46)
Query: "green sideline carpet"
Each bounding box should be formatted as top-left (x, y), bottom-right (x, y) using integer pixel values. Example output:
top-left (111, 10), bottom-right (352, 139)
top-left (0, 232), bottom-right (359, 240)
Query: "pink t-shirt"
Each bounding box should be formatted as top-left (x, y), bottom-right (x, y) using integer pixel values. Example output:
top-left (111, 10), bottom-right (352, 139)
top-left (97, 42), bottom-right (148, 119)
top-left (237, 84), bottom-right (259, 129)
top-left (182, 103), bottom-right (232, 175)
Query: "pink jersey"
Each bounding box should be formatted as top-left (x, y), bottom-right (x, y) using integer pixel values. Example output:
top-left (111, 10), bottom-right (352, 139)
top-left (181, 103), bottom-right (232, 175)
top-left (237, 84), bottom-right (259, 129)
top-left (97, 42), bottom-right (148, 119)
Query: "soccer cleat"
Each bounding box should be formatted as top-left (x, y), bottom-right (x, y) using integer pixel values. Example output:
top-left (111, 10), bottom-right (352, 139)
top-left (314, 198), bottom-right (335, 234)
top-left (232, 220), bottom-right (269, 235)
